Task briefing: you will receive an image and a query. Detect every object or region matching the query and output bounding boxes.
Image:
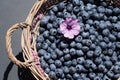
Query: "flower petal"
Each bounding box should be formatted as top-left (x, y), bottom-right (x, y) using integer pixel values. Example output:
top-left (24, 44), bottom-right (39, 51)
top-left (61, 28), bottom-right (69, 34)
top-left (70, 29), bottom-right (80, 35)
top-left (72, 24), bottom-right (80, 30)
top-left (64, 31), bottom-right (74, 39)
top-left (60, 22), bottom-right (67, 31)
top-left (66, 17), bottom-right (72, 23)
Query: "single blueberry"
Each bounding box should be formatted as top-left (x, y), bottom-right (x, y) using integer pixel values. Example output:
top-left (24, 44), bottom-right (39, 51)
top-left (55, 60), bottom-right (62, 68)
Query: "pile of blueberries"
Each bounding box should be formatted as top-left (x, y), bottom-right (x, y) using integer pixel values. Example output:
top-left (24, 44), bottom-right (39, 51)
top-left (36, 0), bottom-right (120, 80)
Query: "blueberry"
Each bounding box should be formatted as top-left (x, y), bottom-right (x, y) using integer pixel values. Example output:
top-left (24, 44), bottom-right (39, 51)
top-left (43, 31), bottom-right (49, 38)
top-left (73, 73), bottom-right (80, 79)
top-left (111, 16), bottom-right (118, 23)
top-left (84, 60), bottom-right (93, 69)
top-left (70, 41), bottom-right (76, 48)
top-left (60, 57), bottom-right (64, 62)
top-left (114, 74), bottom-right (120, 79)
top-left (45, 67), bottom-right (50, 74)
top-left (86, 39), bottom-right (92, 46)
top-left (90, 43), bottom-right (96, 50)
top-left (66, 74), bottom-right (73, 79)
top-left (75, 35), bottom-right (83, 42)
top-left (48, 59), bottom-right (54, 64)
top-left (70, 48), bottom-right (76, 56)
top-left (113, 65), bottom-right (120, 74)
top-left (76, 65), bottom-right (87, 72)
top-left (50, 28), bottom-right (57, 36)
top-left (113, 23), bottom-right (120, 31)
top-left (72, 0), bottom-right (80, 6)
top-left (84, 24), bottom-right (90, 31)
top-left (39, 27), bottom-right (45, 33)
top-left (49, 36), bottom-right (55, 42)
top-left (52, 6), bottom-right (58, 13)
top-left (104, 60), bottom-right (113, 69)
top-left (48, 10), bottom-right (54, 15)
top-left (36, 43), bottom-right (42, 50)
top-left (107, 49), bottom-right (113, 56)
top-left (43, 53), bottom-right (51, 60)
top-left (89, 73), bottom-right (96, 79)
top-left (66, 3), bottom-right (73, 12)
top-left (57, 2), bottom-right (65, 11)
top-left (116, 42), bottom-right (120, 49)
top-left (97, 6), bottom-right (105, 13)
top-left (107, 71), bottom-right (114, 78)
top-left (63, 12), bottom-right (71, 18)
top-left (63, 66), bottom-right (69, 74)
top-left (99, 22), bottom-right (107, 30)
top-left (60, 41), bottom-right (68, 48)
top-left (87, 51), bottom-right (94, 58)
top-left (57, 12), bottom-right (64, 18)
top-left (104, 37), bottom-right (110, 43)
top-left (48, 15), bottom-right (57, 22)
top-left (69, 66), bottom-right (76, 74)
top-left (82, 32), bottom-right (89, 38)
top-left (50, 64), bottom-right (56, 71)
top-left (55, 60), bottom-right (62, 68)
top-left (63, 48), bottom-right (69, 54)
top-left (113, 7), bottom-right (120, 15)
top-left (117, 32), bottom-right (120, 39)
top-left (47, 47), bottom-right (53, 53)
top-left (76, 50), bottom-right (84, 57)
top-left (82, 11), bottom-right (90, 20)
top-left (49, 71), bottom-right (56, 79)
top-left (102, 29), bottom-right (110, 36)
top-left (99, 42), bottom-right (107, 49)
top-left (55, 48), bottom-right (63, 57)
top-left (38, 49), bottom-right (47, 56)
top-left (47, 23), bottom-right (53, 29)
top-left (72, 59), bottom-right (77, 66)
top-left (109, 34), bottom-right (116, 41)
top-left (97, 35), bottom-right (103, 41)
top-left (36, 35), bottom-right (44, 43)
top-left (51, 52), bottom-right (57, 59)
top-left (103, 75), bottom-right (110, 80)
top-left (89, 35), bottom-right (96, 42)
top-left (94, 57), bottom-right (103, 65)
top-left (64, 54), bottom-right (71, 61)
top-left (52, 21), bottom-right (58, 28)
top-left (55, 69), bottom-right (63, 77)
top-left (50, 43), bottom-right (56, 50)
top-left (42, 42), bottom-right (48, 50)
top-left (105, 9), bottom-right (113, 16)
top-left (98, 64), bottom-right (107, 73)
top-left (94, 76), bottom-right (101, 80)
top-left (77, 57), bottom-right (85, 64)
top-left (45, 39), bottom-right (51, 46)
top-left (40, 16), bottom-right (50, 26)
top-left (86, 19), bottom-right (93, 25)
top-left (82, 46), bottom-right (89, 52)
top-left (41, 61), bottom-right (48, 69)
top-left (76, 43), bottom-right (82, 49)
top-left (73, 6), bottom-right (80, 14)
top-left (64, 61), bottom-right (72, 67)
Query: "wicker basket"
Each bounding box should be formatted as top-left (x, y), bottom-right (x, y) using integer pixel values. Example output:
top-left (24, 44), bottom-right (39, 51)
top-left (5, 0), bottom-right (120, 80)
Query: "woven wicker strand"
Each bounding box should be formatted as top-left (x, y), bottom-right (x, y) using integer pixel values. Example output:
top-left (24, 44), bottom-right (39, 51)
top-left (6, 0), bottom-right (51, 80)
top-left (5, 0), bottom-right (120, 80)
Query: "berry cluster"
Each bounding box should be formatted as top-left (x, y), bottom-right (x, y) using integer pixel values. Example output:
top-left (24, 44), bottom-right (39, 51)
top-left (36, 0), bottom-right (120, 80)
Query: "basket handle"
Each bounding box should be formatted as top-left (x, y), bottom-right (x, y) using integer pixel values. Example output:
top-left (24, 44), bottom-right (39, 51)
top-left (5, 22), bottom-right (33, 68)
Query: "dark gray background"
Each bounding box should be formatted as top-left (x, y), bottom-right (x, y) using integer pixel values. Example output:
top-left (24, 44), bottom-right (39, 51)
top-left (0, 0), bottom-right (35, 80)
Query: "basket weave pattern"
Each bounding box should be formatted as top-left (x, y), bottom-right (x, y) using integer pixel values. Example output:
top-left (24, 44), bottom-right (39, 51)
top-left (5, 0), bottom-right (120, 80)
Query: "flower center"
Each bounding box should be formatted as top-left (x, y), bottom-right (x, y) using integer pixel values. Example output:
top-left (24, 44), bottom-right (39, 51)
top-left (67, 24), bottom-right (72, 30)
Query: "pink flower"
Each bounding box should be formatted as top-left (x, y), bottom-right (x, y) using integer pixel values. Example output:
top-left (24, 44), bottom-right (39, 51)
top-left (60, 17), bottom-right (80, 39)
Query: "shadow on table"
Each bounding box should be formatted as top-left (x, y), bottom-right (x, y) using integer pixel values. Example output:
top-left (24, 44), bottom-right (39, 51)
top-left (3, 52), bottom-right (36, 80)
